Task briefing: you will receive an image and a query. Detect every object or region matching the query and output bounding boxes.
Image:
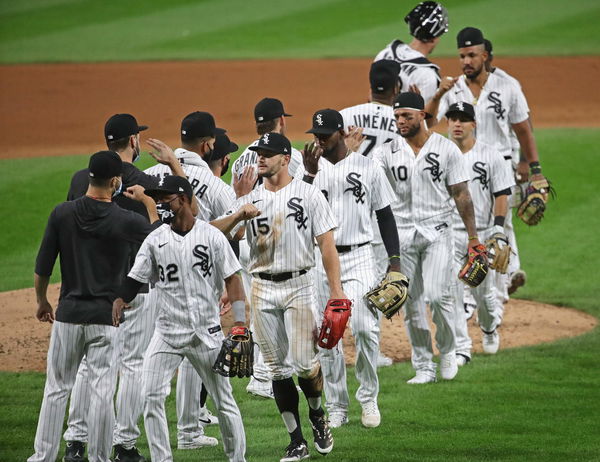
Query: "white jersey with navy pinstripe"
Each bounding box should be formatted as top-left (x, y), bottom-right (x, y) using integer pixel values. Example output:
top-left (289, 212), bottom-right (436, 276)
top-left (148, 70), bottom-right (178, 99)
top-left (373, 132), bottom-right (469, 241)
top-left (374, 40), bottom-right (441, 103)
top-left (492, 67), bottom-right (529, 153)
top-left (340, 102), bottom-right (397, 157)
top-left (437, 73), bottom-right (529, 157)
top-left (128, 219), bottom-right (241, 349)
top-left (452, 141), bottom-right (515, 231)
top-left (230, 139), bottom-right (302, 186)
top-left (144, 149), bottom-right (235, 221)
top-left (229, 178), bottom-right (336, 275)
top-left (295, 151), bottom-right (395, 246)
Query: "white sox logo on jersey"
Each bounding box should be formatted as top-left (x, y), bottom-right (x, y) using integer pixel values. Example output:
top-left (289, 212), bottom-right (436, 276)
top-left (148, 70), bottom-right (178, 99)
top-left (472, 161), bottom-right (489, 190)
top-left (487, 92), bottom-right (506, 120)
top-left (423, 152), bottom-right (443, 182)
top-left (192, 244), bottom-right (213, 277)
top-left (344, 172), bottom-right (365, 203)
top-left (316, 114), bottom-right (324, 126)
top-left (286, 197), bottom-right (308, 229)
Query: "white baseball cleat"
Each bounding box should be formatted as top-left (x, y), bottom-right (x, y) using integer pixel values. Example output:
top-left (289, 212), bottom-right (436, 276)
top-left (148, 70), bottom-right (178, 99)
top-left (456, 353), bottom-right (471, 367)
top-left (177, 435), bottom-right (219, 449)
top-left (199, 406), bottom-right (219, 426)
top-left (482, 330), bottom-right (500, 354)
top-left (440, 353), bottom-right (458, 380)
top-left (377, 352), bottom-right (394, 367)
top-left (361, 401), bottom-right (381, 428)
top-left (328, 412), bottom-right (349, 428)
top-left (407, 371), bottom-right (437, 384)
top-left (246, 377), bottom-right (274, 399)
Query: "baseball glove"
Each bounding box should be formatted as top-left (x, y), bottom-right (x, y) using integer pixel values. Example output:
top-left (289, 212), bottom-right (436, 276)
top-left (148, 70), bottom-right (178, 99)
top-left (318, 299), bottom-right (352, 349)
top-left (485, 232), bottom-right (511, 274)
top-left (212, 326), bottom-right (254, 378)
top-left (458, 244), bottom-right (489, 288)
top-left (365, 271), bottom-right (409, 319)
top-left (517, 176), bottom-right (554, 226)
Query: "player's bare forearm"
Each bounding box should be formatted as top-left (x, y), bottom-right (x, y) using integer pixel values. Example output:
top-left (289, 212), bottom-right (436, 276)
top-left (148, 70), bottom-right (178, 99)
top-left (141, 196), bottom-right (159, 223)
top-left (513, 119), bottom-right (540, 165)
top-left (451, 182), bottom-right (480, 246)
top-left (493, 194), bottom-right (509, 221)
top-left (316, 231), bottom-right (345, 299)
top-left (225, 272), bottom-right (247, 325)
top-left (34, 273), bottom-right (54, 323)
top-left (210, 205), bottom-right (259, 237)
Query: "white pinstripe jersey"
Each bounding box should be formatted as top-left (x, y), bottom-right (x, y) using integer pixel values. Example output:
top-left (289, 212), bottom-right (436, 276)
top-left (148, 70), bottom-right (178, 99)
top-left (340, 102), bottom-right (397, 157)
top-left (374, 40), bottom-right (441, 103)
top-left (144, 148), bottom-right (235, 221)
top-left (128, 219), bottom-right (240, 349)
top-left (230, 139), bottom-right (303, 186)
top-left (228, 178), bottom-right (336, 275)
top-left (493, 67), bottom-right (529, 154)
top-left (437, 73), bottom-right (529, 157)
top-left (295, 152), bottom-right (394, 246)
top-left (452, 141), bottom-right (515, 231)
top-left (373, 132), bottom-right (469, 241)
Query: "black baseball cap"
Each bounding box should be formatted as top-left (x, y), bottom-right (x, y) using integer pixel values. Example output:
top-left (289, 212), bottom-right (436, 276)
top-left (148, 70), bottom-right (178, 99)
top-left (104, 114), bottom-right (148, 142)
top-left (144, 175), bottom-right (193, 200)
top-left (248, 132), bottom-right (292, 156)
top-left (306, 109), bottom-right (344, 135)
top-left (88, 150), bottom-right (123, 179)
top-left (445, 102), bottom-right (476, 121)
top-left (370, 60), bottom-right (401, 93)
top-left (180, 111), bottom-right (225, 141)
top-left (457, 27), bottom-right (484, 48)
top-left (393, 92), bottom-right (432, 119)
top-left (254, 98), bottom-right (292, 123)
top-left (207, 133), bottom-right (239, 161)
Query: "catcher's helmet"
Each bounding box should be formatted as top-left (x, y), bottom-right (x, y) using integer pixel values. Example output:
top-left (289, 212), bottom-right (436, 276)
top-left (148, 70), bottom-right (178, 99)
top-left (405, 1), bottom-right (449, 41)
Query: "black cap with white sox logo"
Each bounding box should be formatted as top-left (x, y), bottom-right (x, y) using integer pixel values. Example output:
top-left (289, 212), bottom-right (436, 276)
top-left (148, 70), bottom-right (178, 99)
top-left (306, 109), bottom-right (344, 135)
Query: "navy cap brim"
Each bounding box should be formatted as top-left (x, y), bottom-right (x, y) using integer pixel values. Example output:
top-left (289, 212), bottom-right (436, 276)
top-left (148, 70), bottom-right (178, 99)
top-left (138, 125), bottom-right (149, 132)
top-left (144, 187), bottom-right (179, 199)
top-left (214, 127), bottom-right (226, 135)
top-left (247, 145), bottom-right (289, 154)
top-left (445, 110), bottom-right (474, 121)
top-left (306, 127), bottom-right (339, 135)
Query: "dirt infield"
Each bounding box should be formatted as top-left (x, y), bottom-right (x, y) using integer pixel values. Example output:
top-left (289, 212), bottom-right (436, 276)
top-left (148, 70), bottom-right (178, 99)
top-left (1, 56), bottom-right (599, 159)
top-left (0, 284), bottom-right (596, 372)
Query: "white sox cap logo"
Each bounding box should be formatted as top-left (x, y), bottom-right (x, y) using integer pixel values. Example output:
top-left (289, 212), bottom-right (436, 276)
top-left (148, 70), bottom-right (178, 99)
top-left (262, 133), bottom-right (270, 144)
top-left (158, 178), bottom-right (165, 186)
top-left (316, 114), bottom-right (324, 126)
top-left (457, 102), bottom-right (464, 111)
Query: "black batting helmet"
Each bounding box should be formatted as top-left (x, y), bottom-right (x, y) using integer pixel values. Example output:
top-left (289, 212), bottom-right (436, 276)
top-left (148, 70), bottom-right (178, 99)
top-left (405, 2), bottom-right (449, 41)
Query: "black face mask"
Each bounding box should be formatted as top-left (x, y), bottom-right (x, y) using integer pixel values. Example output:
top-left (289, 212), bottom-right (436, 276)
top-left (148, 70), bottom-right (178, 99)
top-left (221, 159), bottom-right (230, 177)
top-left (156, 197), bottom-right (178, 224)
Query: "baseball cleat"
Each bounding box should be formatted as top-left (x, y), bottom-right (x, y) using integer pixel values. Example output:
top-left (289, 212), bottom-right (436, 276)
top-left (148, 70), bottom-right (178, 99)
top-left (456, 353), bottom-right (471, 367)
top-left (482, 330), bottom-right (500, 354)
top-left (377, 352), bottom-right (394, 367)
top-left (177, 435), bottom-right (219, 449)
top-left (361, 401), bottom-right (381, 428)
top-left (199, 406), bottom-right (219, 426)
top-left (246, 377), bottom-right (274, 399)
top-left (407, 371), bottom-right (437, 384)
top-left (440, 353), bottom-right (458, 380)
top-left (310, 413), bottom-right (334, 454)
top-left (63, 441), bottom-right (87, 462)
top-left (112, 444), bottom-right (146, 462)
top-left (280, 439), bottom-right (310, 461)
top-left (328, 412), bottom-right (349, 428)
top-left (508, 270), bottom-right (527, 295)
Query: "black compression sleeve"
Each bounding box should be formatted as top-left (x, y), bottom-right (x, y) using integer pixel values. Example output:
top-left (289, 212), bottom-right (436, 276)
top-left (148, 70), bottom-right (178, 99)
top-left (118, 277), bottom-right (144, 303)
top-left (229, 239), bottom-right (240, 259)
top-left (493, 188), bottom-right (512, 198)
top-left (375, 205), bottom-right (400, 258)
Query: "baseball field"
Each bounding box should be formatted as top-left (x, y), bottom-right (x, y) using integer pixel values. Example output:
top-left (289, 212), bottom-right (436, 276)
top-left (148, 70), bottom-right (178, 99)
top-left (1, 0), bottom-right (599, 461)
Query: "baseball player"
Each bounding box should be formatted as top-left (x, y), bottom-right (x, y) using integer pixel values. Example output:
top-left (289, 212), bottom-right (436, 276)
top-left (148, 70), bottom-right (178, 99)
top-left (299, 109), bottom-right (401, 428)
top-left (230, 98), bottom-right (302, 399)
top-left (426, 27), bottom-right (547, 302)
top-left (339, 59), bottom-right (402, 368)
top-left (30, 151), bottom-right (160, 462)
top-left (372, 92), bottom-right (480, 384)
top-left (446, 102), bottom-right (515, 363)
top-left (63, 114), bottom-right (187, 462)
top-left (112, 175), bottom-right (258, 462)
top-left (226, 132), bottom-right (343, 461)
top-left (374, 1), bottom-right (449, 103)
top-left (144, 114), bottom-right (237, 449)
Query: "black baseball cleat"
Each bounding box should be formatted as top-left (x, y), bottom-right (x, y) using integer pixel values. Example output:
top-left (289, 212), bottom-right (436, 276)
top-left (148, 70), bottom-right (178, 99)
top-left (280, 439), bottom-right (310, 461)
top-left (63, 441), bottom-right (87, 462)
top-left (112, 444), bottom-right (146, 462)
top-left (310, 414), bottom-right (334, 455)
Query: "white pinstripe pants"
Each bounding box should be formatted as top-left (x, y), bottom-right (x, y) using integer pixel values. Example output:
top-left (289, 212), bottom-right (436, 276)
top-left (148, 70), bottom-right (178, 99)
top-left (142, 333), bottom-right (246, 462)
top-left (28, 321), bottom-right (119, 462)
top-left (251, 272), bottom-right (319, 381)
top-left (315, 245), bottom-right (380, 412)
top-left (401, 229), bottom-right (456, 374)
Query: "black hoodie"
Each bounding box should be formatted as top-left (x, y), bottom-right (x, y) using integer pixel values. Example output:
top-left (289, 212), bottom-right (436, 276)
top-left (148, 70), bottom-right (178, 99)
top-left (35, 196), bottom-right (160, 325)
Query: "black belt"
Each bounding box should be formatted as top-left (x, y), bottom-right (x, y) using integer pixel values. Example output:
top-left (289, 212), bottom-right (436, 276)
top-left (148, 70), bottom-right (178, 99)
top-left (257, 269), bottom-right (308, 282)
top-left (336, 241), bottom-right (369, 254)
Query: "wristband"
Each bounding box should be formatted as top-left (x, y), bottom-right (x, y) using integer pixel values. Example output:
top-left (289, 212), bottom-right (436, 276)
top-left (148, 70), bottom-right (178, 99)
top-left (468, 236), bottom-right (478, 241)
top-left (493, 216), bottom-right (505, 227)
top-left (388, 255), bottom-right (401, 260)
top-left (231, 300), bottom-right (246, 324)
top-left (304, 172), bottom-right (317, 178)
top-left (529, 161), bottom-right (542, 175)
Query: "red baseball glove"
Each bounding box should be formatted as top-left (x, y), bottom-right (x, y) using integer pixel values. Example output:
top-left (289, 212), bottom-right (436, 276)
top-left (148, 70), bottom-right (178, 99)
top-left (317, 299), bottom-right (352, 349)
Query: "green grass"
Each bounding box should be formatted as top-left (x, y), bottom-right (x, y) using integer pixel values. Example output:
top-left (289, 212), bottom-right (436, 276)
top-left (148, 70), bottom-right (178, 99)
top-left (0, 129), bottom-right (599, 461)
top-left (0, 0), bottom-right (598, 63)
